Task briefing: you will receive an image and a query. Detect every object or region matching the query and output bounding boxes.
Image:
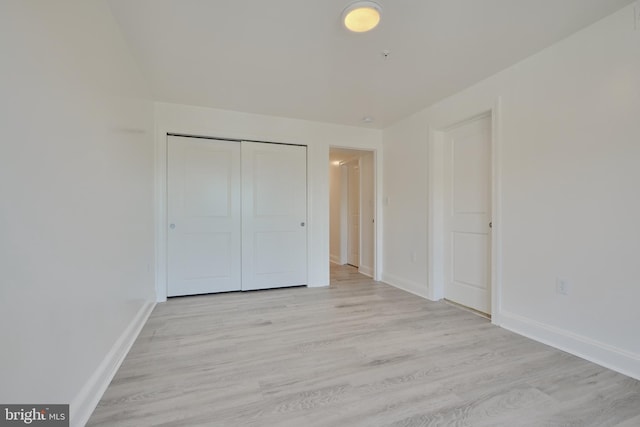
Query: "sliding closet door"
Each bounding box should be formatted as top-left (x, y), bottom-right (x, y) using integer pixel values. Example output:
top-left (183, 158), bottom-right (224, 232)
top-left (241, 142), bottom-right (307, 290)
top-left (167, 136), bottom-right (241, 296)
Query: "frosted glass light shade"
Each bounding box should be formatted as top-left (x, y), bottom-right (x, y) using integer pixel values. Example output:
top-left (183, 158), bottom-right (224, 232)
top-left (342, 1), bottom-right (382, 33)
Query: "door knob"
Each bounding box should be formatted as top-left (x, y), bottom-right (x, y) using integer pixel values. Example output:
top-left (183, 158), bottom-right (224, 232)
top-left (300, 222), bottom-right (305, 227)
top-left (169, 223), bottom-right (176, 229)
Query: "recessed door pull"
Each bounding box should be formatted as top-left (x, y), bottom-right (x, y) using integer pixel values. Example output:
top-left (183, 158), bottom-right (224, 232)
top-left (301, 222), bottom-right (305, 227)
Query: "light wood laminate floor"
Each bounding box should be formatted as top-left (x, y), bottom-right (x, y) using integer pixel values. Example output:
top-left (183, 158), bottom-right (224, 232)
top-left (88, 265), bottom-right (640, 426)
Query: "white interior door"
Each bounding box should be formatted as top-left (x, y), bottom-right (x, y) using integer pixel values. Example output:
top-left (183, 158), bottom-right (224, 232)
top-left (444, 115), bottom-right (492, 314)
top-left (241, 142), bottom-right (307, 291)
top-left (347, 160), bottom-right (360, 267)
top-left (167, 136), bottom-right (241, 296)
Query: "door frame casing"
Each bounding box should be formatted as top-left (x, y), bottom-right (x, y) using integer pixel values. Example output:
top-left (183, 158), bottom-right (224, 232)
top-left (330, 146), bottom-right (380, 281)
top-left (427, 97), bottom-right (503, 323)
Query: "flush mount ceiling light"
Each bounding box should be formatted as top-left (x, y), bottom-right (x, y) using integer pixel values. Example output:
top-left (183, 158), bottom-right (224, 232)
top-left (342, 1), bottom-right (382, 33)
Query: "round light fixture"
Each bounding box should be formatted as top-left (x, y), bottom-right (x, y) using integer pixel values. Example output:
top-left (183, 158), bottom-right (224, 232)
top-left (342, 1), bottom-right (382, 33)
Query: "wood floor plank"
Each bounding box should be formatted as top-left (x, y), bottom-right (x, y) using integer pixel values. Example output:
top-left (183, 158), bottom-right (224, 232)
top-left (87, 265), bottom-right (640, 426)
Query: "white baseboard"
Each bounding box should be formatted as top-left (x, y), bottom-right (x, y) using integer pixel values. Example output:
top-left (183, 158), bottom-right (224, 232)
top-left (358, 265), bottom-right (373, 278)
top-left (307, 283), bottom-right (330, 288)
top-left (382, 272), bottom-right (431, 300)
top-left (499, 310), bottom-right (640, 381)
top-left (71, 301), bottom-right (156, 427)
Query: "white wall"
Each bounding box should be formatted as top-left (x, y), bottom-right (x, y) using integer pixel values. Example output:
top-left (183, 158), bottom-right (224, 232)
top-left (383, 4), bottom-right (640, 379)
top-left (154, 103), bottom-right (382, 298)
top-left (382, 116), bottom-right (429, 298)
top-left (0, 1), bottom-right (156, 424)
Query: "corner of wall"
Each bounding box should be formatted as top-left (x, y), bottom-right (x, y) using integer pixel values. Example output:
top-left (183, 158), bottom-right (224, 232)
top-left (499, 311), bottom-right (640, 381)
top-left (382, 273), bottom-right (431, 300)
top-left (71, 301), bottom-right (156, 427)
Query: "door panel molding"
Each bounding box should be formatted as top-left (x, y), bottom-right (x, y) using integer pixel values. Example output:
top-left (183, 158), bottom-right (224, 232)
top-left (167, 136), bottom-right (242, 296)
top-left (241, 141), bottom-right (308, 291)
top-left (443, 115), bottom-right (492, 314)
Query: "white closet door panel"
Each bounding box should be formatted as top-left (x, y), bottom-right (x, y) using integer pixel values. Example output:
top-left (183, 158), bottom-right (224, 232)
top-left (242, 142), bottom-right (307, 291)
top-left (167, 136), bottom-right (241, 296)
top-left (444, 116), bottom-right (492, 314)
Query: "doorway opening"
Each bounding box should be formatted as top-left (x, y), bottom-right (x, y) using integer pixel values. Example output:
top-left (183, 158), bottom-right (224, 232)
top-left (329, 148), bottom-right (375, 278)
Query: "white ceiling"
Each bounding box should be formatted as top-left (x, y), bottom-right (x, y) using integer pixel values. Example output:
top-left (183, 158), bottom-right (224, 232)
top-left (108, 0), bottom-right (633, 129)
